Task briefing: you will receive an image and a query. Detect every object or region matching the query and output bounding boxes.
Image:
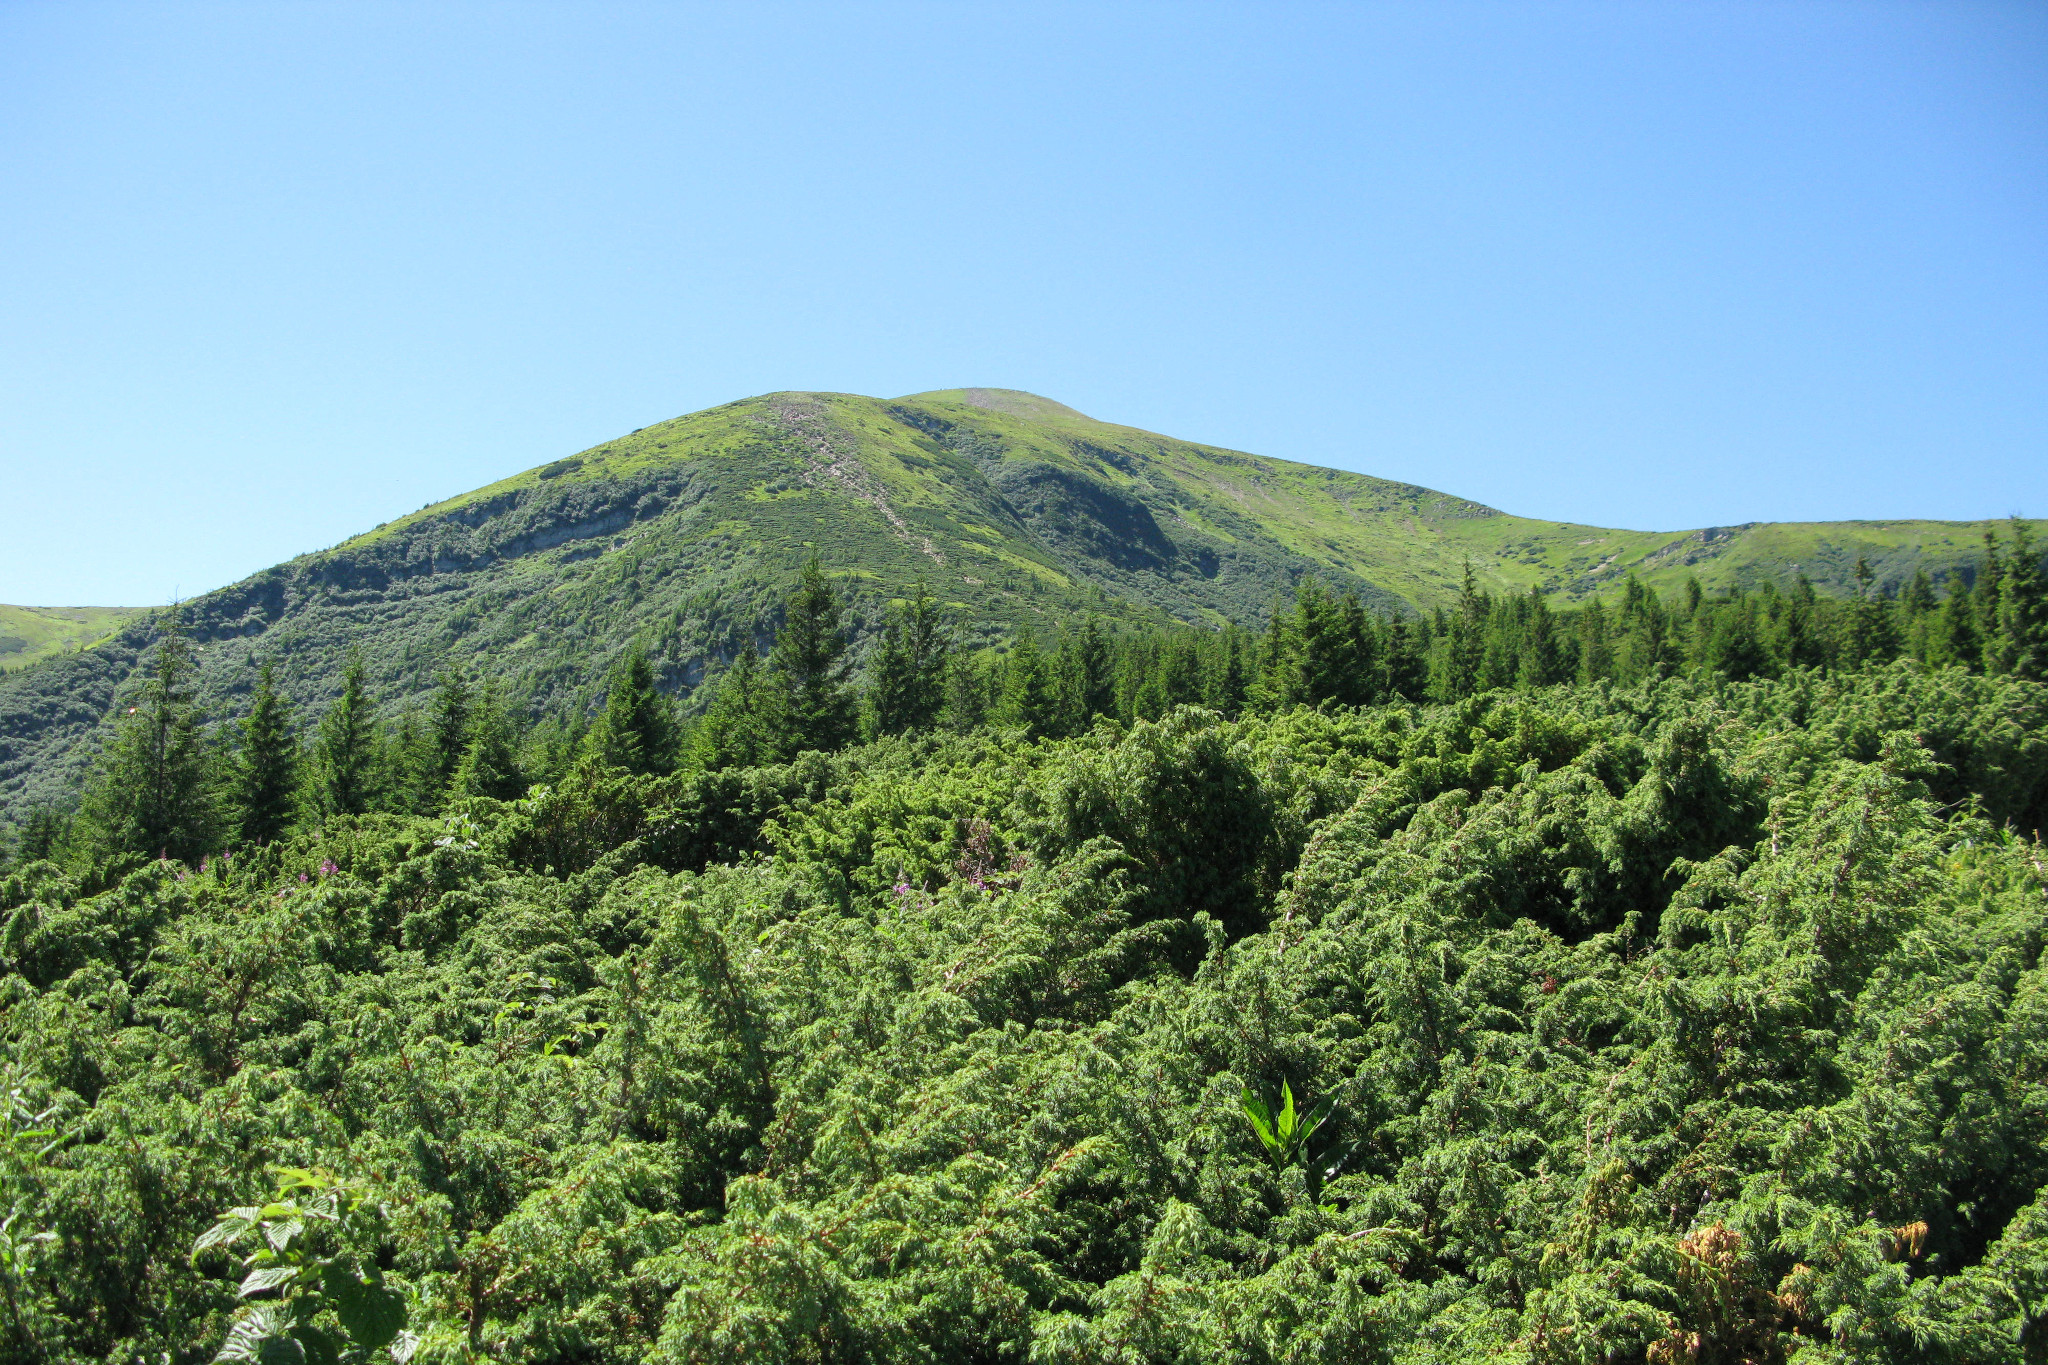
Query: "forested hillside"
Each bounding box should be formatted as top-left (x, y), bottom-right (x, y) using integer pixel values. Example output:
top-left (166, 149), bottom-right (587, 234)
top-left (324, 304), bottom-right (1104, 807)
top-left (0, 387), bottom-right (2013, 828)
top-left (1, 520), bottom-right (2045, 1363)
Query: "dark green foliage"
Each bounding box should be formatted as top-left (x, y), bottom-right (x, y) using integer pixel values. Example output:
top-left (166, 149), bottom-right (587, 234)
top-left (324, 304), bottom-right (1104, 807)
top-left (1988, 519), bottom-right (2046, 680)
top-left (4, 530), bottom-right (2048, 1364)
top-left (231, 662), bottom-right (299, 845)
top-left (425, 668), bottom-right (473, 799)
top-left (75, 625), bottom-right (218, 864)
top-left (5, 665), bottom-right (2045, 1364)
top-left (997, 633), bottom-right (1060, 739)
top-left (765, 555), bottom-right (856, 757)
top-left (449, 682), bottom-right (526, 801)
top-left (865, 583), bottom-right (948, 737)
top-left (584, 644), bottom-right (677, 775)
top-left (8, 807), bottom-right (66, 869)
top-left (312, 651), bottom-right (378, 817)
top-left (691, 642), bottom-right (772, 771)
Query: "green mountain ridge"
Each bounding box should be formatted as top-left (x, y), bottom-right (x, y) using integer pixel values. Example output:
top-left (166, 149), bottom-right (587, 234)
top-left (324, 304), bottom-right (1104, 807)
top-left (0, 386), bottom-right (2012, 823)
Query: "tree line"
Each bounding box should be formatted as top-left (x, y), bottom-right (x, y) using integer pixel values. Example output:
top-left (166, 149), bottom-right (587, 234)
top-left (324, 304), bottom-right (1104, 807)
top-left (7, 521), bottom-right (2043, 878)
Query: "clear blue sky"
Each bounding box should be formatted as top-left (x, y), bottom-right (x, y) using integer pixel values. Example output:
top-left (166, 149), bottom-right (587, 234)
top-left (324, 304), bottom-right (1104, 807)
top-left (3, 2), bottom-right (2043, 606)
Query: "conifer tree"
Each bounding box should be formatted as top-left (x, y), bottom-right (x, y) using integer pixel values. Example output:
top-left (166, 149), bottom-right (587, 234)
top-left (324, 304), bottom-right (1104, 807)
top-left (1576, 599), bottom-right (1614, 684)
top-left (1384, 615), bottom-right (1427, 701)
top-left (384, 711), bottom-right (436, 814)
top-left (232, 662), bottom-right (299, 844)
top-left (1156, 634), bottom-right (1205, 711)
top-left (695, 641), bottom-right (773, 770)
top-left (1612, 577), bottom-right (1671, 682)
top-left (521, 714), bottom-right (586, 788)
top-left (1976, 529), bottom-right (2007, 670)
top-left (1987, 520), bottom-right (2044, 680)
top-left (1702, 594), bottom-right (1770, 681)
top-left (766, 556), bottom-right (856, 754)
top-left (1075, 618), bottom-right (1116, 721)
top-left (1927, 573), bottom-right (1979, 670)
top-left (1429, 565), bottom-right (1489, 701)
top-left (427, 669), bottom-right (473, 797)
top-left (314, 650), bottom-right (378, 817)
top-left (586, 644), bottom-right (676, 774)
top-left (998, 634), bottom-right (1059, 739)
top-left (1213, 626), bottom-right (1250, 718)
top-left (943, 649), bottom-right (991, 734)
top-left (450, 683), bottom-right (526, 800)
top-left (1776, 573), bottom-right (1825, 672)
top-left (1516, 589), bottom-right (1567, 689)
top-left (1899, 569), bottom-right (1938, 662)
top-left (79, 620), bottom-right (219, 863)
top-left (1841, 557), bottom-right (1898, 666)
top-left (11, 806), bottom-right (67, 866)
top-left (867, 584), bottom-right (948, 736)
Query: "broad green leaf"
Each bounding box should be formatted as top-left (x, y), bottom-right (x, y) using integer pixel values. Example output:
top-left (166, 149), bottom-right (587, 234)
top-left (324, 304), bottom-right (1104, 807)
top-left (215, 1304), bottom-right (291, 1363)
top-left (1239, 1087), bottom-right (1279, 1156)
top-left (289, 1324), bottom-right (340, 1365)
top-left (326, 1262), bottom-right (407, 1351)
top-left (194, 1216), bottom-right (256, 1256)
top-left (1298, 1095), bottom-right (1335, 1148)
top-left (239, 1264), bottom-right (300, 1297)
top-left (255, 1335), bottom-right (306, 1365)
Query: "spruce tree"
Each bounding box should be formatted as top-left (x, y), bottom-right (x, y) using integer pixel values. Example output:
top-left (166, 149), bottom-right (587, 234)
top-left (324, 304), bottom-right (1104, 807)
top-left (521, 714), bottom-right (586, 788)
top-left (867, 584), bottom-right (948, 736)
top-left (79, 621), bottom-right (219, 863)
top-left (1429, 565), bottom-right (1489, 701)
top-left (586, 644), bottom-right (676, 774)
top-left (450, 683), bottom-right (527, 800)
top-left (1703, 594), bottom-right (1771, 681)
top-left (1383, 615), bottom-right (1427, 701)
top-left (233, 662), bottom-right (299, 844)
top-left (1612, 577), bottom-right (1670, 683)
top-left (1156, 635), bottom-right (1205, 711)
top-left (427, 669), bottom-right (473, 798)
top-left (1213, 627), bottom-right (1249, 718)
top-left (314, 650), bottom-right (378, 817)
top-left (943, 650), bottom-right (991, 734)
top-left (1899, 569), bottom-right (1938, 662)
top-left (13, 806), bottom-right (69, 867)
top-left (1776, 574), bottom-right (1824, 672)
top-left (1516, 589), bottom-right (1567, 689)
top-left (1976, 529), bottom-right (2007, 671)
top-left (767, 556), bottom-right (856, 754)
top-left (1988, 520), bottom-right (2045, 681)
top-left (1076, 619), bottom-right (1116, 721)
top-left (1927, 573), bottom-right (1979, 670)
top-left (695, 642), bottom-right (773, 770)
top-left (999, 634), bottom-right (1059, 738)
top-left (1576, 600), bottom-right (1614, 684)
top-left (1841, 557), bottom-right (1898, 666)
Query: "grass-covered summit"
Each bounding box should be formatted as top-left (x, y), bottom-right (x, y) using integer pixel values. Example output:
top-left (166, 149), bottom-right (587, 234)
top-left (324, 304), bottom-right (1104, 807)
top-left (0, 606), bottom-right (139, 674)
top-left (0, 387), bottom-right (2013, 823)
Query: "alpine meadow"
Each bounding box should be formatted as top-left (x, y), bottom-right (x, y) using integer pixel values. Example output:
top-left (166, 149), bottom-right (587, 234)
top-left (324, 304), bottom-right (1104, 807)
top-left (2, 387), bottom-right (2046, 1365)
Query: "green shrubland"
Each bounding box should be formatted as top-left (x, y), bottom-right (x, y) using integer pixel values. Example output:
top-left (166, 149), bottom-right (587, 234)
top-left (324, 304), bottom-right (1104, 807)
top-left (0, 526), bottom-right (2044, 1362)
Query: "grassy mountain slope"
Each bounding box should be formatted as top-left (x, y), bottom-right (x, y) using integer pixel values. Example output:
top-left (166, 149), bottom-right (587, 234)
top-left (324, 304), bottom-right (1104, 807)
top-left (0, 387), bottom-right (2009, 824)
top-left (0, 605), bottom-right (141, 673)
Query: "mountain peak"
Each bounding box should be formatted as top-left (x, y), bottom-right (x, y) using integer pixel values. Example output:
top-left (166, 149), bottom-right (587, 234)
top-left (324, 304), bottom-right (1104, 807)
top-left (897, 388), bottom-right (1093, 423)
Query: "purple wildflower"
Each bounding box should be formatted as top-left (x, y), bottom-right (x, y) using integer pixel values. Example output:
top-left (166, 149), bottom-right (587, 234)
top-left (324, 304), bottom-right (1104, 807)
top-left (319, 859), bottom-right (339, 877)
